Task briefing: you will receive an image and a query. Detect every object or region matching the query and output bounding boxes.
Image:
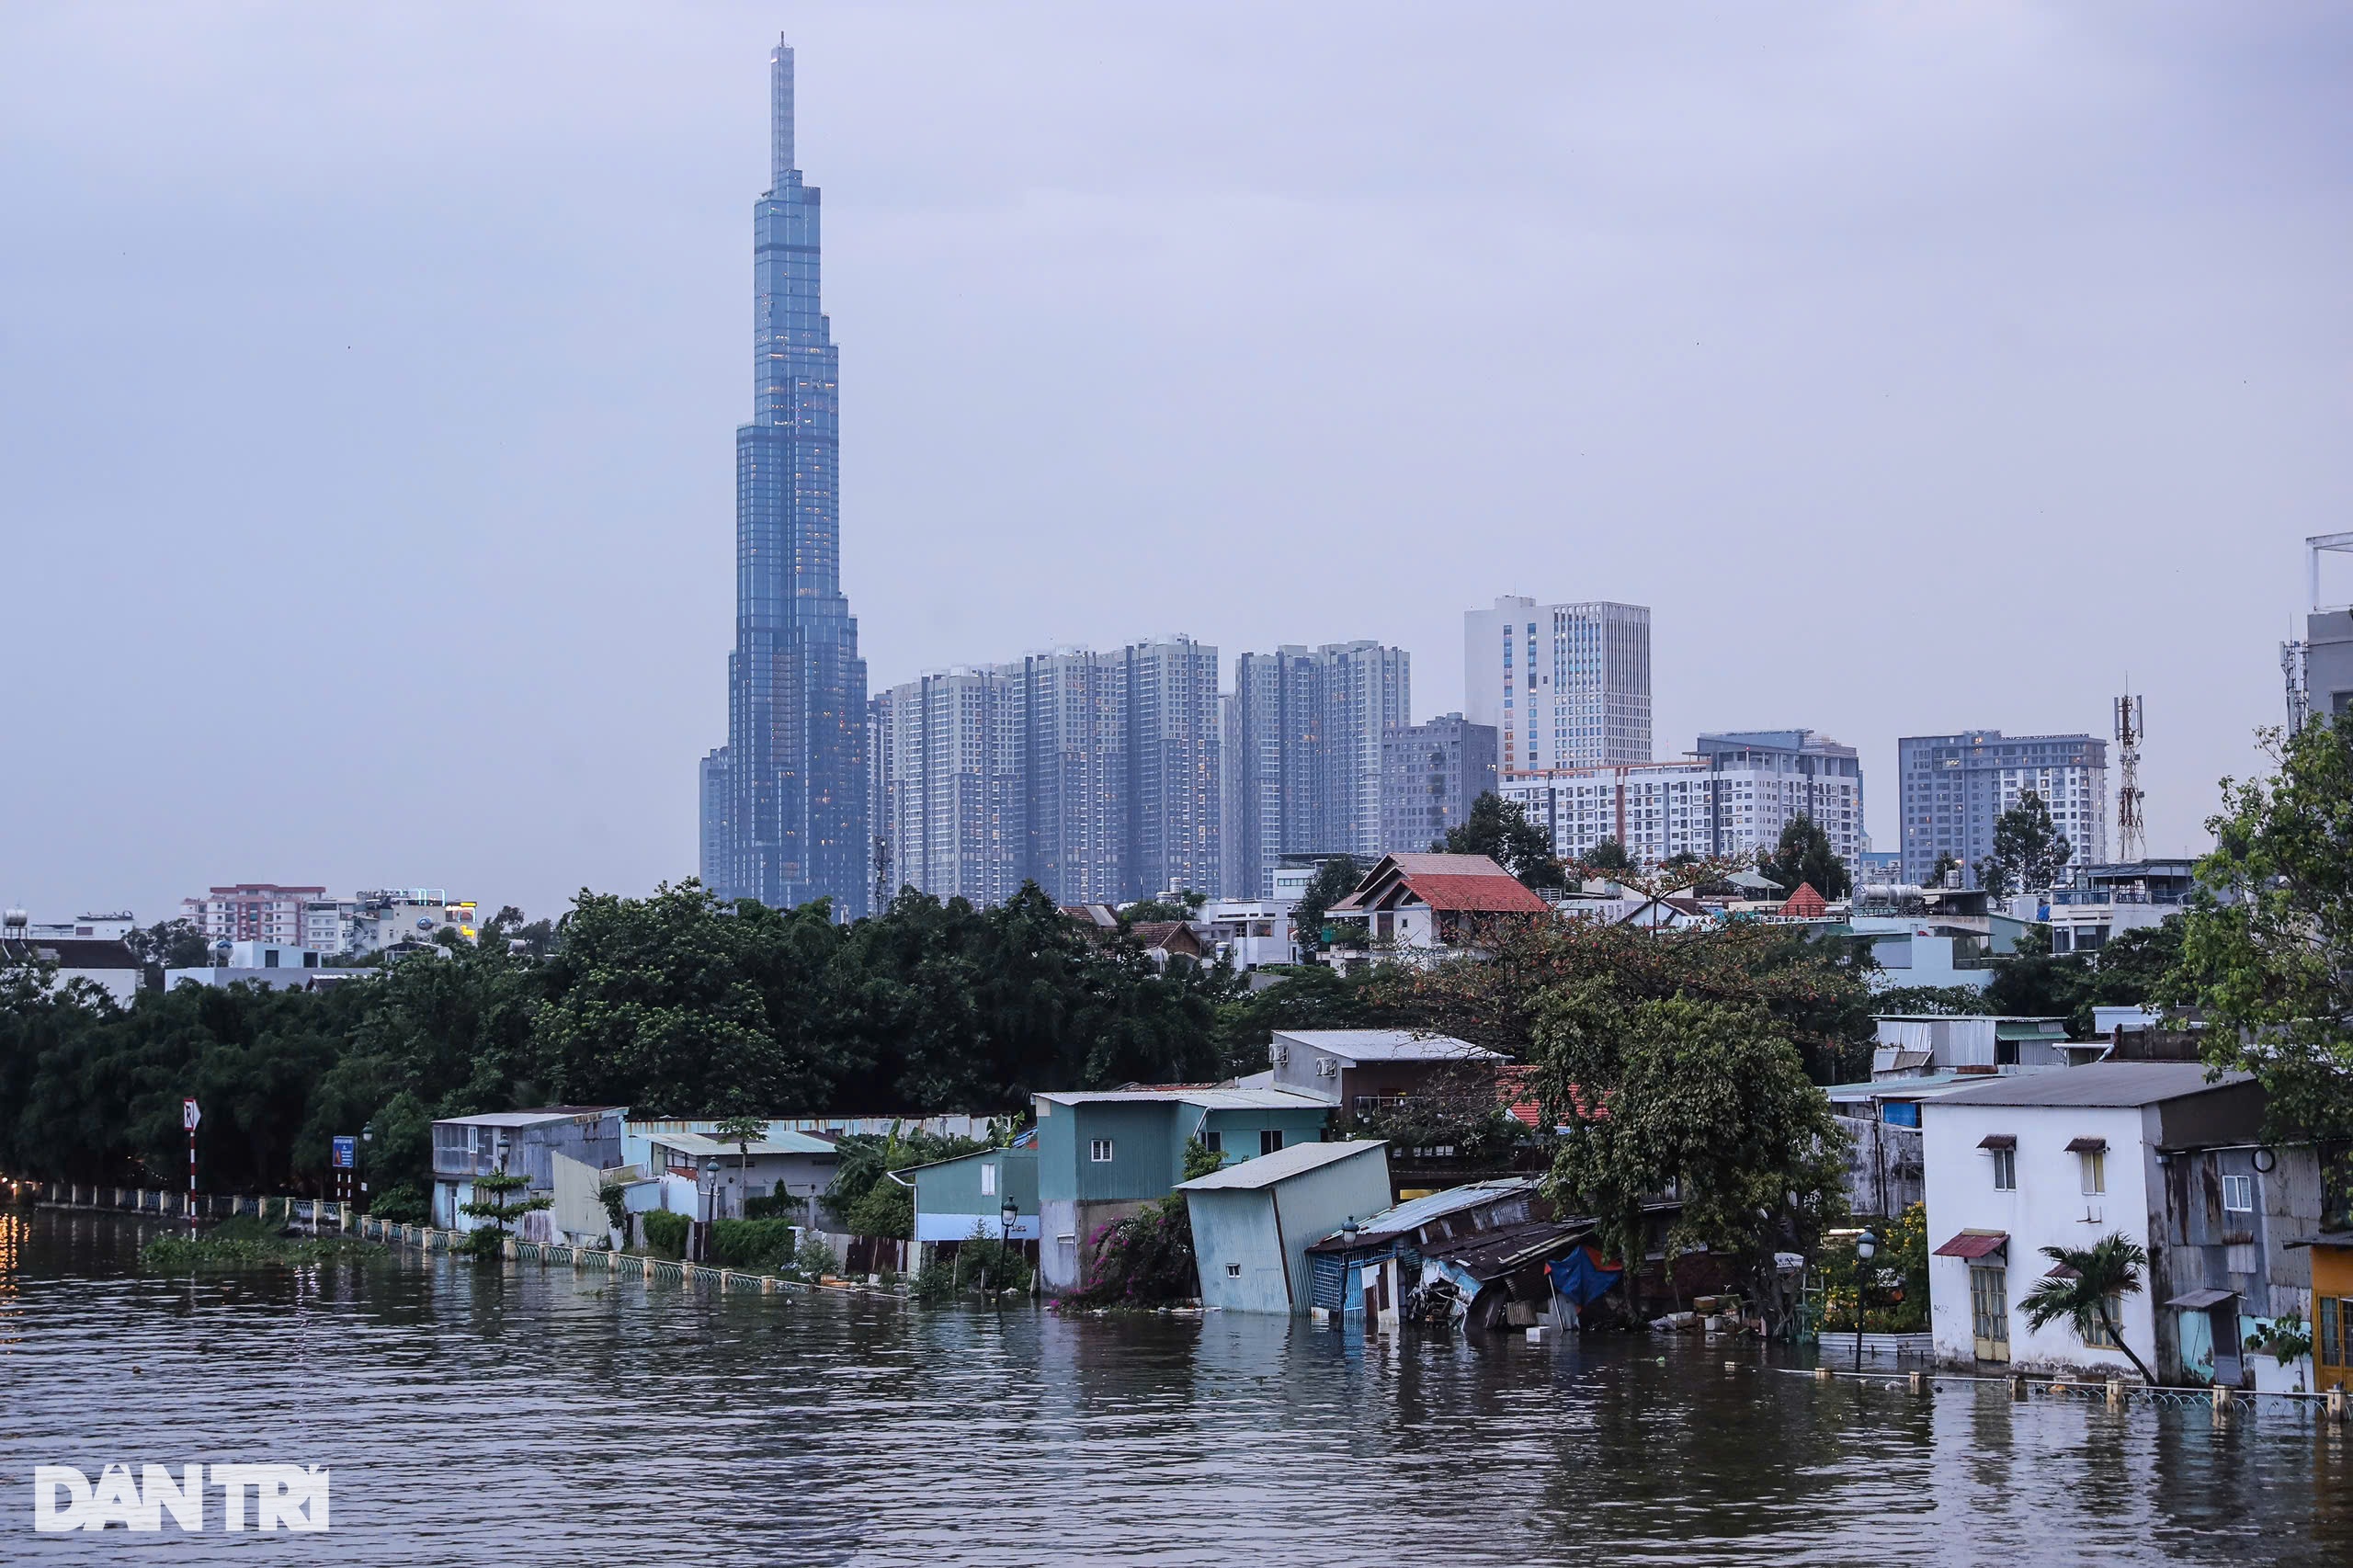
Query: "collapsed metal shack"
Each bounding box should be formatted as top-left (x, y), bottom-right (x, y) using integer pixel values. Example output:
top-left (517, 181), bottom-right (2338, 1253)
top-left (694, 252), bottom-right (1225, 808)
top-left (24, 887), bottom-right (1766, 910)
top-left (1302, 1178), bottom-right (1631, 1331)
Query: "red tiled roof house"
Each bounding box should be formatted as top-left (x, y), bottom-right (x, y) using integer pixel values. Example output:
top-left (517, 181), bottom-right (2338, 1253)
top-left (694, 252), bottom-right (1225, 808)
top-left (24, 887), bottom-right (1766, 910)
top-left (1323, 853), bottom-right (1551, 971)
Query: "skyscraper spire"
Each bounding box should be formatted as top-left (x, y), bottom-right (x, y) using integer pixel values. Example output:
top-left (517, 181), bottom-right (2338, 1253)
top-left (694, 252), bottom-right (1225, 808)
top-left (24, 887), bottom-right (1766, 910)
top-left (702, 41), bottom-right (869, 917)
top-left (769, 38), bottom-right (795, 190)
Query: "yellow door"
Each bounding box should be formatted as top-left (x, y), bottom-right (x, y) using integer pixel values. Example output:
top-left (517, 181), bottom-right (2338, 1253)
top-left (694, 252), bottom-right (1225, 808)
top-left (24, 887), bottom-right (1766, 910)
top-left (1971, 1265), bottom-right (2010, 1363)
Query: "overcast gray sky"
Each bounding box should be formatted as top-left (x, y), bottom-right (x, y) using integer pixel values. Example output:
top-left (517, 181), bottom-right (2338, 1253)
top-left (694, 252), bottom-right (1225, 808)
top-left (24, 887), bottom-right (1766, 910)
top-left (4, 3), bottom-right (2347, 923)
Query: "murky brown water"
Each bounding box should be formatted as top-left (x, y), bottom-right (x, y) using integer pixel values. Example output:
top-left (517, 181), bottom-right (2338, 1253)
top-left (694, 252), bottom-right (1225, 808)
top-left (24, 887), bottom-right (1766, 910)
top-left (4, 1207), bottom-right (2349, 1564)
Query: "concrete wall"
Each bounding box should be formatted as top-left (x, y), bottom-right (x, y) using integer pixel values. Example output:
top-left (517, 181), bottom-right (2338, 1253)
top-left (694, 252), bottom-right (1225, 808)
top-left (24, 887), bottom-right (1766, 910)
top-left (1923, 1099), bottom-right (2159, 1378)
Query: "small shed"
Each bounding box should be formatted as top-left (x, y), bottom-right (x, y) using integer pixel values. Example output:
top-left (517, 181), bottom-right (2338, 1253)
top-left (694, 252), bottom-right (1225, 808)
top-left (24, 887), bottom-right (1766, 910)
top-left (1179, 1140), bottom-right (1391, 1314)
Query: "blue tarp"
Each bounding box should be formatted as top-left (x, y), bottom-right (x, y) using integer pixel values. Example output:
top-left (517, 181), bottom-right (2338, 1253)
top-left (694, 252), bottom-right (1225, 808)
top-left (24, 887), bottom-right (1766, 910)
top-left (1547, 1246), bottom-right (1624, 1309)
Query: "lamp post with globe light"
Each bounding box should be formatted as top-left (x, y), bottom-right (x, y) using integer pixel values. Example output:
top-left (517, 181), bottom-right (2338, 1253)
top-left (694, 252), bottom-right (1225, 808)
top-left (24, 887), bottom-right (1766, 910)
top-left (1853, 1228), bottom-right (1880, 1370)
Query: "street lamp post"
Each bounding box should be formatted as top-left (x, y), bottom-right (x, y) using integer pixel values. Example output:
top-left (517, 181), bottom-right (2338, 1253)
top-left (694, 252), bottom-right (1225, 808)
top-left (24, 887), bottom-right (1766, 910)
top-left (1853, 1228), bottom-right (1880, 1371)
top-left (998, 1196), bottom-right (1019, 1303)
top-left (700, 1157), bottom-right (722, 1263)
top-left (359, 1121), bottom-right (375, 1203)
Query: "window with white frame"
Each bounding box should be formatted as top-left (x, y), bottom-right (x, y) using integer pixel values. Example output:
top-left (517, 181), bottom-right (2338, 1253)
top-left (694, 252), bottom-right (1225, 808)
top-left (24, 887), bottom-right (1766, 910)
top-left (1089, 1139), bottom-right (1115, 1164)
top-left (980, 1163), bottom-right (996, 1197)
top-left (2080, 1149), bottom-right (2107, 1196)
top-left (1992, 1147), bottom-right (2017, 1190)
top-left (2222, 1173), bottom-right (2253, 1212)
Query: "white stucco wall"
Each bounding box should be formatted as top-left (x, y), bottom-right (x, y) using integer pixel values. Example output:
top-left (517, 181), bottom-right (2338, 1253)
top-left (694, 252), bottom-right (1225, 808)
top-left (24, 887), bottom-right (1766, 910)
top-left (1921, 1098), bottom-right (2157, 1376)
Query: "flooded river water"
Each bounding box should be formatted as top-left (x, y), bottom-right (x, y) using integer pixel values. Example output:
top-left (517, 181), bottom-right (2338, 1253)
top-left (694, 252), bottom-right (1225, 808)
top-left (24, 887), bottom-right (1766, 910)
top-left (3, 1208), bottom-right (2348, 1564)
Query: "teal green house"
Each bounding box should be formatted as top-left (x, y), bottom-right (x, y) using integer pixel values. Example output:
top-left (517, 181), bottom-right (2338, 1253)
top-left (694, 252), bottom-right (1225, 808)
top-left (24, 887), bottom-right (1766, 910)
top-left (1034, 1086), bottom-right (1335, 1293)
top-left (903, 1144), bottom-right (1040, 1263)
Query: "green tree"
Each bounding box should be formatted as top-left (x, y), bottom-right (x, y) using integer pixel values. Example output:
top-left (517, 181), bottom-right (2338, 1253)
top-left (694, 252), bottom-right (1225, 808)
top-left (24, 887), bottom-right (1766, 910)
top-left (1536, 987), bottom-right (1848, 1287)
top-left (1580, 836), bottom-right (1634, 875)
top-left (1757, 814), bottom-right (1850, 901)
top-left (2018, 1233), bottom-right (2154, 1384)
top-left (459, 1162), bottom-right (551, 1258)
top-left (1976, 790), bottom-right (2071, 899)
top-left (1210, 963), bottom-right (1376, 1076)
top-left (1120, 891), bottom-right (1207, 923)
top-left (1379, 915), bottom-right (1877, 1085)
top-left (1871, 984), bottom-right (1995, 1017)
top-left (2171, 718), bottom-right (2353, 1147)
top-left (126, 918), bottom-right (211, 969)
top-left (713, 1113), bottom-right (766, 1211)
top-left (1440, 793), bottom-right (1564, 890)
top-left (1290, 857), bottom-right (1362, 953)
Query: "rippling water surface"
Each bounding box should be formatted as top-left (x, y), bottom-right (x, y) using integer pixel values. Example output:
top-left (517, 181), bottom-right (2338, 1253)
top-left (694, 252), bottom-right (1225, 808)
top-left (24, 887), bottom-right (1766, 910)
top-left (4, 1208), bottom-right (2350, 1564)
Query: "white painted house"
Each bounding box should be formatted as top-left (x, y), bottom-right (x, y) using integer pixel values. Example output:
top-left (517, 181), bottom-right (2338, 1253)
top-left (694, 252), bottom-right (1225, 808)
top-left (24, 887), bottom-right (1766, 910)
top-left (1920, 1063), bottom-right (2264, 1381)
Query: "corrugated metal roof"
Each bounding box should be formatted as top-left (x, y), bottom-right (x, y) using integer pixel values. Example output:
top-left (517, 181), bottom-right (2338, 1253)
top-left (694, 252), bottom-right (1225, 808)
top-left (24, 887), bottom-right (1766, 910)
top-left (1176, 1139), bottom-right (1387, 1191)
top-left (1923, 1063), bottom-right (2250, 1108)
top-left (1323, 1179), bottom-right (1535, 1244)
top-left (649, 1130), bottom-right (839, 1157)
top-left (1271, 1029), bottom-right (1505, 1063)
top-left (1933, 1231), bottom-right (2008, 1259)
top-left (434, 1107), bottom-right (620, 1129)
top-left (1033, 1086), bottom-right (1333, 1109)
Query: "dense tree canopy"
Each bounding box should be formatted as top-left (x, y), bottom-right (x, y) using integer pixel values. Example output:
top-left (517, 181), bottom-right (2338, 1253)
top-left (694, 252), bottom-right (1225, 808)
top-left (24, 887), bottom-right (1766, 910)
top-left (1757, 814), bottom-right (1850, 901)
top-left (0, 882), bottom-right (1234, 1199)
top-left (2170, 717), bottom-right (2353, 1145)
top-left (1439, 793), bottom-right (1564, 890)
top-left (1536, 985), bottom-right (1848, 1276)
top-left (1976, 790), bottom-right (2072, 899)
top-left (1370, 915), bottom-right (1878, 1083)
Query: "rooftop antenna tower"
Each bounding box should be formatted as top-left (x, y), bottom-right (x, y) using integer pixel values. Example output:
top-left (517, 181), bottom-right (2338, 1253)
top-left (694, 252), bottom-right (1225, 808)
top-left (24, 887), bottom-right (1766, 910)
top-left (2115, 687), bottom-right (2145, 863)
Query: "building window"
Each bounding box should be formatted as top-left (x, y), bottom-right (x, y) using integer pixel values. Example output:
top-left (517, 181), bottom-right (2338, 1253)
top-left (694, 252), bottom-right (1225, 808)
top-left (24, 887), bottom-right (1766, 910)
top-left (2080, 1150), bottom-right (2106, 1196)
top-left (980, 1163), bottom-right (996, 1197)
top-left (2323, 1297), bottom-right (2348, 1368)
top-left (1202, 1130), bottom-right (1222, 1154)
top-left (1225, 1263), bottom-right (1242, 1278)
top-left (2222, 1173), bottom-right (2253, 1212)
top-left (2082, 1294), bottom-right (2125, 1349)
top-left (1992, 1148), bottom-right (2016, 1190)
top-left (1089, 1139), bottom-right (1115, 1164)
top-left (1260, 1129), bottom-right (1285, 1156)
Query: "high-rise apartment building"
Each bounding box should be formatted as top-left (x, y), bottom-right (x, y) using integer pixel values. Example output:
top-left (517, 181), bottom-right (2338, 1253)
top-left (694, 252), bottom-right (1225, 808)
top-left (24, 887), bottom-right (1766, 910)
top-left (1381, 714), bottom-right (1498, 855)
top-left (183, 884), bottom-right (328, 949)
top-left (1464, 597), bottom-right (1652, 776)
top-left (872, 669), bottom-right (1020, 908)
top-left (1897, 731), bottom-right (2108, 887)
top-left (700, 40), bottom-right (869, 917)
top-left (1221, 641), bottom-right (1410, 897)
top-left (874, 638), bottom-right (1221, 907)
top-left (1500, 729), bottom-right (1862, 878)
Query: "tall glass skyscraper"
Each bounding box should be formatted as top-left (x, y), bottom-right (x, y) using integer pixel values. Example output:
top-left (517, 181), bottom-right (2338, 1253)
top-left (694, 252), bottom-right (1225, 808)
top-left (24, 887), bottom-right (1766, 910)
top-left (701, 40), bottom-right (869, 915)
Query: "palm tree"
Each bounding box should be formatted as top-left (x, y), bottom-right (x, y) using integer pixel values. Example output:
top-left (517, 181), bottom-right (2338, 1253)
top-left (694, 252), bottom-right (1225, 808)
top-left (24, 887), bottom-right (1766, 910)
top-left (711, 1115), bottom-right (766, 1221)
top-left (2019, 1233), bottom-right (2155, 1385)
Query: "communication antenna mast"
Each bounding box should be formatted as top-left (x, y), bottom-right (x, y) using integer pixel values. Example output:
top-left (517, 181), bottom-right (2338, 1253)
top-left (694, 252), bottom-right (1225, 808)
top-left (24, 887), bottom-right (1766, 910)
top-left (2114, 688), bottom-right (2145, 863)
top-left (872, 833), bottom-right (891, 915)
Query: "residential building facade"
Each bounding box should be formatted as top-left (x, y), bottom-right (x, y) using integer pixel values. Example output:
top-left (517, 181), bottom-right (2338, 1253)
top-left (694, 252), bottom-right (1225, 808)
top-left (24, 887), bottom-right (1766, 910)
top-left (1496, 729), bottom-right (1859, 875)
top-left (1920, 1064), bottom-right (2266, 1382)
top-left (1032, 1086), bottom-right (1334, 1293)
top-left (1222, 641), bottom-right (1410, 897)
top-left (183, 884), bottom-right (329, 949)
top-left (1897, 730), bottom-right (2108, 889)
top-left (702, 40), bottom-right (870, 918)
top-left (1381, 713), bottom-right (1498, 855)
top-left (1464, 597), bottom-right (1651, 776)
top-left (872, 636), bottom-right (1222, 907)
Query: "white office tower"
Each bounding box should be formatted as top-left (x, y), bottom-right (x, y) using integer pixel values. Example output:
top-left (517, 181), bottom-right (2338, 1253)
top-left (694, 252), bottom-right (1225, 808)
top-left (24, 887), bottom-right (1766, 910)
top-left (1465, 597), bottom-right (1651, 776)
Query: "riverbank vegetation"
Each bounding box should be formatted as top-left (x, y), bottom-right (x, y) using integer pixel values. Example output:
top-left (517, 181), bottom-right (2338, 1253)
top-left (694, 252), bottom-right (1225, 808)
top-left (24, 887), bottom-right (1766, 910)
top-left (139, 1214), bottom-right (382, 1271)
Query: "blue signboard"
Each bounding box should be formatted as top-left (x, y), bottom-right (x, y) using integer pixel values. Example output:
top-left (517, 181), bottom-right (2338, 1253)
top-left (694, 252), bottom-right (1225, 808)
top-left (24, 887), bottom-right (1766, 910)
top-left (332, 1135), bottom-right (357, 1170)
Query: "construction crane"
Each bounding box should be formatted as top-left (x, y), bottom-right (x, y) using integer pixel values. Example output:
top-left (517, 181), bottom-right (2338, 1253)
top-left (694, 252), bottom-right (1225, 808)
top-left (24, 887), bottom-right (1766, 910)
top-left (2114, 689), bottom-right (2145, 863)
